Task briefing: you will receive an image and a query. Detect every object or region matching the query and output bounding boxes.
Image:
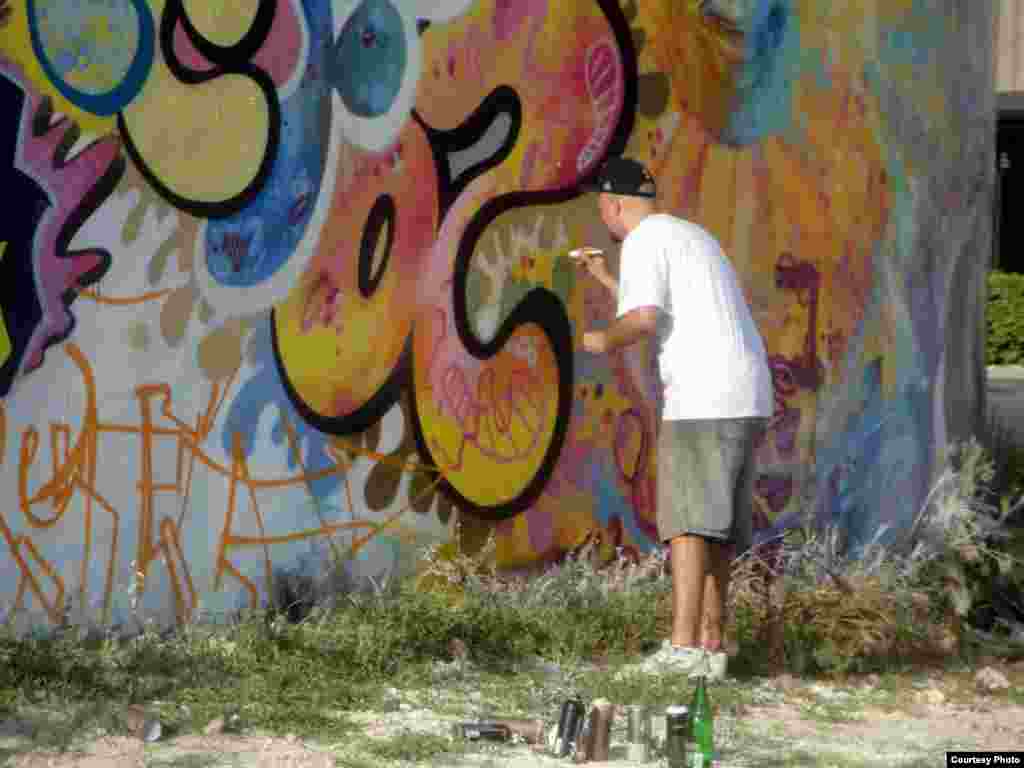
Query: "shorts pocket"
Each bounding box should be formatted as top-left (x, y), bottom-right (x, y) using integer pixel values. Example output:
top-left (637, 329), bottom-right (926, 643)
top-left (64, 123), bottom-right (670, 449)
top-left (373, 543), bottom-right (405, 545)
top-left (716, 418), bottom-right (752, 442)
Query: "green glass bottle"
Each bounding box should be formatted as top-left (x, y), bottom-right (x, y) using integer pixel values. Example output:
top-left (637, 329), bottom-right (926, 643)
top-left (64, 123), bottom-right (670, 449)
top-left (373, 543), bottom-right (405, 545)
top-left (686, 675), bottom-right (714, 767)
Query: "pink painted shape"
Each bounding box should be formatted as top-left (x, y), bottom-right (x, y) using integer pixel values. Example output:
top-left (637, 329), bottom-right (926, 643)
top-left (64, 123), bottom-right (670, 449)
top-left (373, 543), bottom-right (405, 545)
top-left (493, 0), bottom-right (542, 41)
top-left (575, 38), bottom-right (624, 175)
top-left (1, 62), bottom-right (123, 377)
top-left (171, 0), bottom-right (304, 87)
top-left (524, 503), bottom-right (555, 554)
top-left (253, 0), bottom-right (305, 88)
top-left (172, 20), bottom-right (215, 72)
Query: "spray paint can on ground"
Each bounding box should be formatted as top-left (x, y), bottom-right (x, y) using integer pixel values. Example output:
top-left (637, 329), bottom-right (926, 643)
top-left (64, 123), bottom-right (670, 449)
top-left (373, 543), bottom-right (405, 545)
top-left (555, 697), bottom-right (586, 757)
top-left (664, 704), bottom-right (690, 768)
top-left (624, 704), bottom-right (650, 762)
top-left (580, 698), bottom-right (614, 762)
top-left (451, 721), bottom-right (513, 741)
top-left (475, 717), bottom-right (546, 744)
top-left (123, 705), bottom-right (162, 743)
top-left (573, 712), bottom-right (592, 763)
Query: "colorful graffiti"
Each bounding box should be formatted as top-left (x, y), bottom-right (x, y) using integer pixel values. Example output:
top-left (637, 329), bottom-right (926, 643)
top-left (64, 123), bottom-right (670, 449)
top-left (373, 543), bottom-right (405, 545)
top-left (0, 0), bottom-right (994, 630)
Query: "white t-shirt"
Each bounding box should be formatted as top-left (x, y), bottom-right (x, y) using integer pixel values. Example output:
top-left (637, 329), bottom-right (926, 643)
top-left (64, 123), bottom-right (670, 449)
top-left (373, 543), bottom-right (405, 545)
top-left (616, 213), bottom-right (774, 421)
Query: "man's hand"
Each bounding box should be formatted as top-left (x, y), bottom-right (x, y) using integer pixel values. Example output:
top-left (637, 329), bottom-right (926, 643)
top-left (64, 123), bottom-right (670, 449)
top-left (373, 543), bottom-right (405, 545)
top-left (583, 331), bottom-right (608, 354)
top-left (575, 251), bottom-right (612, 284)
top-left (583, 308), bottom-right (658, 356)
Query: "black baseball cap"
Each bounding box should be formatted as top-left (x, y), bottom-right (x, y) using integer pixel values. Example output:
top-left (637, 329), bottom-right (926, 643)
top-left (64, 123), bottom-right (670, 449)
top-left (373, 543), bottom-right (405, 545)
top-left (584, 156), bottom-right (657, 198)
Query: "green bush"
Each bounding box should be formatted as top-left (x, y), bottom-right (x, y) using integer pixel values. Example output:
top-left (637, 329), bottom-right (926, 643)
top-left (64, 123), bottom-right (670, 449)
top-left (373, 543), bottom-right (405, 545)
top-left (987, 270), bottom-right (1024, 365)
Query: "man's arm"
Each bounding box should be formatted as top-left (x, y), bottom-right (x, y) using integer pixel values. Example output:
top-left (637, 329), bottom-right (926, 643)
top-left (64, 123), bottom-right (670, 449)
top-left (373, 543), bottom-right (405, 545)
top-left (593, 271), bottom-right (619, 296)
top-left (576, 253), bottom-right (618, 296)
top-left (583, 306), bottom-right (659, 354)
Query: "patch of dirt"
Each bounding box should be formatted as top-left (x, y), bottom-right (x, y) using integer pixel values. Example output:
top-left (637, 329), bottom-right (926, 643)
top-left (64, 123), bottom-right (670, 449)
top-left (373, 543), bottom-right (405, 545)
top-left (4, 665), bottom-right (1023, 767)
top-left (743, 701), bottom-right (1024, 754)
top-left (7, 732), bottom-right (337, 768)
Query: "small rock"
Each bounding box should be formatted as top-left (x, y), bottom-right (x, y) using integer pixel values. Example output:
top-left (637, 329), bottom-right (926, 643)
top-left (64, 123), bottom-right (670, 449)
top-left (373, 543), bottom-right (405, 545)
top-left (959, 544), bottom-right (980, 563)
top-left (776, 673), bottom-right (799, 692)
top-left (971, 698), bottom-right (994, 713)
top-left (976, 666), bottom-right (1011, 693)
top-left (862, 673), bottom-right (881, 690)
top-left (810, 683), bottom-right (844, 700)
top-left (203, 718), bottom-right (225, 735)
top-left (123, 705), bottom-right (162, 743)
top-left (916, 687), bottom-right (946, 706)
top-left (449, 637), bottom-right (469, 663)
top-left (381, 688), bottom-right (402, 713)
top-left (224, 712), bottom-right (244, 733)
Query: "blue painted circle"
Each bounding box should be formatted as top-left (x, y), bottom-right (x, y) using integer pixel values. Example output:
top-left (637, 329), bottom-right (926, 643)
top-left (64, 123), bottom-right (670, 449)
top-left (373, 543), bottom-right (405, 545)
top-left (26, 0), bottom-right (155, 117)
top-left (328, 0), bottom-right (407, 118)
top-left (204, 0), bottom-right (332, 290)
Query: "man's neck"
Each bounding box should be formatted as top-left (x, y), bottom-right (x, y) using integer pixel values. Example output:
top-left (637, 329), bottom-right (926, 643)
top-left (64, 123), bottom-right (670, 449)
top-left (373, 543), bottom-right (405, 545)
top-left (623, 209), bottom-right (655, 234)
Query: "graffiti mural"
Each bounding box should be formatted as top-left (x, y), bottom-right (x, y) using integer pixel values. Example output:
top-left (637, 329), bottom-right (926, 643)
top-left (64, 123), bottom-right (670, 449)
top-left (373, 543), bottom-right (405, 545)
top-left (0, 0), bottom-right (994, 630)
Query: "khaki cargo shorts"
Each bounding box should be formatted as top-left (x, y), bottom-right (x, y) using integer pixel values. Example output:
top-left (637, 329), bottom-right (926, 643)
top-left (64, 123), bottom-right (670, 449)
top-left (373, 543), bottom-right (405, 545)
top-left (656, 417), bottom-right (767, 554)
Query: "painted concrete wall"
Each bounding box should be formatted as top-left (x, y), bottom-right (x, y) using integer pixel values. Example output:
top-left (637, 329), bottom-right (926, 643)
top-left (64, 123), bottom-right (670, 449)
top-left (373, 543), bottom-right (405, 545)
top-left (0, 0), bottom-right (995, 631)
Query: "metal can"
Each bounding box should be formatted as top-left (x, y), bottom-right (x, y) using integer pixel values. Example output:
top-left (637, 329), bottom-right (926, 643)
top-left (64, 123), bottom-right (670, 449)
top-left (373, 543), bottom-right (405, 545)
top-left (624, 704), bottom-right (650, 761)
top-left (585, 699), bottom-right (614, 761)
top-left (556, 698), bottom-right (586, 757)
top-left (664, 705), bottom-right (690, 768)
top-left (573, 715), bottom-right (592, 763)
top-left (123, 705), bottom-right (161, 743)
top-left (451, 721), bottom-right (512, 741)
top-left (483, 717), bottom-right (547, 744)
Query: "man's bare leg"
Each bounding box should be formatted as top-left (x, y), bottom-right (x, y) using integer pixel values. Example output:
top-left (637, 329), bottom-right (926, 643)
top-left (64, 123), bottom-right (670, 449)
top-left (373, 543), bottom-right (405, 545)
top-left (699, 541), bottom-right (730, 652)
top-left (670, 534), bottom-right (708, 647)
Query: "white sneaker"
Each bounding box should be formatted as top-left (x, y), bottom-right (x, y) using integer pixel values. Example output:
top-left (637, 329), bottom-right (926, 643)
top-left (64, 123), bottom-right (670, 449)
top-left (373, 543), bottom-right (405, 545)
top-left (650, 641), bottom-right (728, 681)
top-left (636, 643), bottom-right (708, 677)
top-left (617, 642), bottom-right (729, 680)
top-left (706, 650), bottom-right (728, 681)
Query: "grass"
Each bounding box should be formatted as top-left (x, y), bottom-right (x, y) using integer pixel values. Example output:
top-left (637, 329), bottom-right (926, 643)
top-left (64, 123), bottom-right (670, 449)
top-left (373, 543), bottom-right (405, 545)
top-left (361, 731), bottom-right (469, 764)
top-left (0, 438), bottom-right (1023, 765)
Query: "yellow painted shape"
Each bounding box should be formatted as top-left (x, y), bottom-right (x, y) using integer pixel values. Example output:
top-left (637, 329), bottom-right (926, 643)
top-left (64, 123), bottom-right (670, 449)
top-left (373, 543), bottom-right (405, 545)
top-left (120, 55), bottom-right (269, 204)
top-left (730, 150), bottom-right (757, 273)
top-left (495, 513), bottom-right (536, 567)
top-left (274, 271), bottom-right (411, 417)
top-left (414, 323), bottom-right (561, 509)
top-left (697, 142), bottom-right (737, 247)
top-left (573, 377), bottom-right (633, 445)
top-left (0, 243), bottom-right (9, 366)
top-left (181, 0), bottom-right (261, 48)
top-left (0, 1), bottom-right (116, 135)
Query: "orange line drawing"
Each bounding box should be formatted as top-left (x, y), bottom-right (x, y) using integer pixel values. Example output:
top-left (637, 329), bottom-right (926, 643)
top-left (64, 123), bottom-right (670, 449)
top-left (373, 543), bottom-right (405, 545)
top-left (77, 288), bottom-right (174, 305)
top-left (3, 341), bottom-right (446, 628)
